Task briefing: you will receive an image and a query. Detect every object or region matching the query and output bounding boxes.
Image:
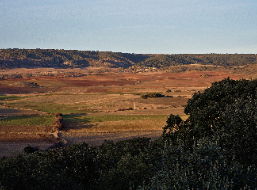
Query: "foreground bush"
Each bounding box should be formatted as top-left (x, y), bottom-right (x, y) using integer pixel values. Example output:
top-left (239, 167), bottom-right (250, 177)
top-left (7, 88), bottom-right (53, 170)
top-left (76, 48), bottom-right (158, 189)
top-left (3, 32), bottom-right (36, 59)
top-left (146, 140), bottom-right (257, 189)
top-left (1, 137), bottom-right (257, 189)
top-left (163, 78), bottom-right (257, 164)
top-left (0, 138), bottom-right (155, 190)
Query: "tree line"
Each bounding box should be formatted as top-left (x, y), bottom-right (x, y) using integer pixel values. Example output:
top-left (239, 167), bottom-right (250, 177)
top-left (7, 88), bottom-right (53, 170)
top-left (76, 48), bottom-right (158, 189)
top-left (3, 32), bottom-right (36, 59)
top-left (1, 49), bottom-right (257, 69)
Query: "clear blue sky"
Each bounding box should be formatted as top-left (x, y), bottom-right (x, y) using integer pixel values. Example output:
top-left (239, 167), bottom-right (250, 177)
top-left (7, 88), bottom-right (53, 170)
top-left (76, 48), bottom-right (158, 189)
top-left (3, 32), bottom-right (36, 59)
top-left (1, 0), bottom-right (257, 54)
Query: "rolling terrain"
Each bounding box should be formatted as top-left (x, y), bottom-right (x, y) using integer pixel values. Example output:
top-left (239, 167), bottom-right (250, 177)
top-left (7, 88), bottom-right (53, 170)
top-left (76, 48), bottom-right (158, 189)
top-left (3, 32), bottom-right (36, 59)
top-left (0, 49), bottom-right (253, 157)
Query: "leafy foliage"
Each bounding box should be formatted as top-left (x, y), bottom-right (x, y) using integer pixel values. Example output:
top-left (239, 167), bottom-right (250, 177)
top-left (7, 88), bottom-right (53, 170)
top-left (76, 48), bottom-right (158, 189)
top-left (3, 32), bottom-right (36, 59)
top-left (0, 138), bottom-right (155, 190)
top-left (1, 136), bottom-right (257, 189)
top-left (165, 78), bottom-right (257, 164)
top-left (185, 78), bottom-right (257, 137)
top-left (146, 140), bottom-right (257, 189)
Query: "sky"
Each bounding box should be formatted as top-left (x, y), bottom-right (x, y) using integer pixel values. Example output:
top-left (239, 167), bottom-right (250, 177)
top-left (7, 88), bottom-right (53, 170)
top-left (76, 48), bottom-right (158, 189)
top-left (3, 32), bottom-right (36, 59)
top-left (0, 0), bottom-right (257, 54)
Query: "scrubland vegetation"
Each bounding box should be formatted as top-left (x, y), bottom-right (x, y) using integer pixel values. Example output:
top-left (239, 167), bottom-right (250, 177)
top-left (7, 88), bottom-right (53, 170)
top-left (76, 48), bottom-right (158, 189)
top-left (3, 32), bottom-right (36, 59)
top-left (1, 78), bottom-right (257, 189)
top-left (1, 49), bottom-right (257, 69)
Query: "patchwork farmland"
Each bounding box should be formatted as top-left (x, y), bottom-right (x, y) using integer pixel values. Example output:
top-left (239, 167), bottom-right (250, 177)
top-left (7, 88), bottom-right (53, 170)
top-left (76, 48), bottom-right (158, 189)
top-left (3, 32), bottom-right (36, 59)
top-left (0, 66), bottom-right (247, 157)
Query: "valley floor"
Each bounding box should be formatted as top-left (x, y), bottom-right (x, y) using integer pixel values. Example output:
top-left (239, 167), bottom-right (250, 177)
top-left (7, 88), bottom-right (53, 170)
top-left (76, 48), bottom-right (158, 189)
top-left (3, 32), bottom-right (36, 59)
top-left (0, 68), bottom-right (247, 157)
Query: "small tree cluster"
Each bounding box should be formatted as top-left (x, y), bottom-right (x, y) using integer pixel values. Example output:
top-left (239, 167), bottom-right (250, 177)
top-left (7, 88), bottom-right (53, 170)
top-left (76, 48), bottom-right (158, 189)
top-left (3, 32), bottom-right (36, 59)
top-left (140, 93), bottom-right (164, 99)
top-left (23, 145), bottom-right (39, 154)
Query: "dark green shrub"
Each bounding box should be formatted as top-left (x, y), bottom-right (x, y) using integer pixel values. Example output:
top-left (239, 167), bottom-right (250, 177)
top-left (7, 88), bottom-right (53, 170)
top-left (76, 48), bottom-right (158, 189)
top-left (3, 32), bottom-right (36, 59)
top-left (164, 78), bottom-right (257, 164)
top-left (184, 78), bottom-right (257, 138)
top-left (145, 140), bottom-right (257, 189)
top-left (23, 145), bottom-right (39, 154)
top-left (140, 93), bottom-right (164, 99)
top-left (147, 93), bottom-right (164, 98)
top-left (1, 136), bottom-right (257, 189)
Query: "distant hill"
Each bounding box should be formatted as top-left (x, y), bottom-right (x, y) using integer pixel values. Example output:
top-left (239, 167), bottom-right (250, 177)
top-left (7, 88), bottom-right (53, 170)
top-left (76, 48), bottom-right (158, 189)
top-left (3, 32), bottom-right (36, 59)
top-left (0, 49), bottom-right (257, 69)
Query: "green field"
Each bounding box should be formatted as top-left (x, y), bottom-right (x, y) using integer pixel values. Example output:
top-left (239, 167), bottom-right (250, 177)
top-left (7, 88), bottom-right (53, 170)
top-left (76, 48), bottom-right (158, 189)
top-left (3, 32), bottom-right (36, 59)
top-left (0, 95), bottom-right (27, 101)
top-left (63, 114), bottom-right (171, 123)
top-left (3, 99), bottom-right (89, 114)
top-left (0, 115), bottom-right (54, 126)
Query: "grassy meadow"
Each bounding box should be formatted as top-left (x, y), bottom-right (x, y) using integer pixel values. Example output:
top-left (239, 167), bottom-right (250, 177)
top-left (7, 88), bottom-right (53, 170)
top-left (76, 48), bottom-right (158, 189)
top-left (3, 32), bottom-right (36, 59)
top-left (0, 115), bottom-right (54, 126)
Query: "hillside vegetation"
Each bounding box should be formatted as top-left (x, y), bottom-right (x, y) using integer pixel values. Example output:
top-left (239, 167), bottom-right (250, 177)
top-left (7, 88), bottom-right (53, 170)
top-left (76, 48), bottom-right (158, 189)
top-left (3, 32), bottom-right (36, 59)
top-left (1, 49), bottom-right (257, 69)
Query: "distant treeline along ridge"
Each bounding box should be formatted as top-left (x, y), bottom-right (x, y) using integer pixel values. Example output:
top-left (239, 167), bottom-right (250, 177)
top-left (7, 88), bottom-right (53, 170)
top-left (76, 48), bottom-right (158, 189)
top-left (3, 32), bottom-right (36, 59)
top-left (0, 49), bottom-right (257, 69)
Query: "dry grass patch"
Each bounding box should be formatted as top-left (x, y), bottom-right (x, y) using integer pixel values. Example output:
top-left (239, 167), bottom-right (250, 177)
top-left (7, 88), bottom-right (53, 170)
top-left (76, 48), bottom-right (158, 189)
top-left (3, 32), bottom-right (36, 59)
top-left (136, 96), bottom-right (189, 107)
top-left (62, 114), bottom-right (188, 133)
top-left (0, 133), bottom-right (54, 142)
top-left (90, 119), bottom-right (166, 132)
